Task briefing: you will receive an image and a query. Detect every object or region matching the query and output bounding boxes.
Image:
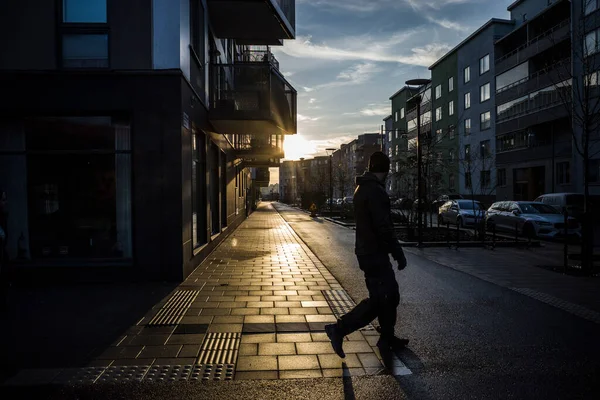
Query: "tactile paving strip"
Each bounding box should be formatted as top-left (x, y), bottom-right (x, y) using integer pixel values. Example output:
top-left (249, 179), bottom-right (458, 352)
top-left (198, 332), bottom-right (241, 365)
top-left (322, 289), bottom-right (375, 331)
top-left (53, 367), bottom-right (107, 385)
top-left (147, 290), bottom-right (199, 326)
top-left (95, 365), bottom-right (151, 383)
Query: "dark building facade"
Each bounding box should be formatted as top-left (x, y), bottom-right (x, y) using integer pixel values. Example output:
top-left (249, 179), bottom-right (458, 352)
top-left (0, 0), bottom-right (296, 281)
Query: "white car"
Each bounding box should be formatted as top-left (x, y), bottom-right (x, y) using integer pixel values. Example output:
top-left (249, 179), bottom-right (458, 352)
top-left (486, 201), bottom-right (580, 239)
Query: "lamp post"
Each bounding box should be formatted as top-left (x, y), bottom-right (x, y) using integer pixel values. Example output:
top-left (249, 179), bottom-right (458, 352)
top-left (405, 78), bottom-right (432, 246)
top-left (326, 148), bottom-right (336, 213)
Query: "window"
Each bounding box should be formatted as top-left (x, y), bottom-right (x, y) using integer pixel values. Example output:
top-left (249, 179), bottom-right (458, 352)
top-left (465, 144), bottom-right (471, 161)
top-left (464, 118), bottom-right (471, 135)
top-left (585, 0), bottom-right (599, 15)
top-left (465, 172), bottom-right (472, 189)
top-left (464, 66), bottom-right (471, 83)
top-left (436, 107), bottom-right (443, 121)
top-left (449, 77), bottom-right (454, 92)
top-left (449, 125), bottom-right (456, 139)
top-left (496, 62), bottom-right (529, 92)
top-left (586, 70), bottom-right (600, 86)
top-left (400, 107), bottom-right (405, 119)
top-left (388, 132), bottom-right (392, 142)
top-left (395, 145), bottom-right (399, 156)
top-left (395, 111), bottom-right (399, 122)
top-left (498, 168), bottom-right (507, 187)
top-left (480, 140), bottom-right (491, 158)
top-left (63, 0), bottom-right (107, 22)
top-left (436, 129), bottom-right (443, 141)
top-left (388, 147), bottom-right (392, 157)
top-left (480, 83), bottom-right (491, 102)
top-left (585, 29), bottom-right (599, 56)
top-left (435, 85), bottom-right (442, 99)
top-left (192, 130), bottom-right (207, 247)
top-left (60, 0), bottom-right (109, 68)
top-left (465, 92), bottom-right (471, 109)
top-left (480, 111), bottom-right (491, 130)
top-left (449, 100), bottom-right (455, 116)
top-left (590, 159), bottom-right (600, 182)
top-left (449, 149), bottom-right (455, 162)
top-left (480, 170), bottom-right (491, 188)
top-left (190, 0), bottom-right (206, 90)
top-left (480, 54), bottom-right (490, 74)
top-left (395, 129), bottom-right (399, 139)
top-left (556, 162), bottom-right (571, 184)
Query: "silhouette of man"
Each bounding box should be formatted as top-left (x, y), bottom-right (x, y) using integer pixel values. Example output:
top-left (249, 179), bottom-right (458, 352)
top-left (325, 152), bottom-right (408, 359)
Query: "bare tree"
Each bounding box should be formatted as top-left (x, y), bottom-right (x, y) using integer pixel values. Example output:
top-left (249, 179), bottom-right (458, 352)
top-left (544, 1), bottom-right (600, 271)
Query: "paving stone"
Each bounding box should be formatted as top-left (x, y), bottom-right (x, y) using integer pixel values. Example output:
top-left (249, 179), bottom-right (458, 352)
top-left (275, 315), bottom-right (307, 323)
top-left (239, 343), bottom-right (258, 356)
top-left (213, 315), bottom-right (244, 324)
top-left (318, 353), bottom-right (362, 369)
top-left (343, 341), bottom-right (373, 353)
top-left (236, 356), bottom-right (278, 371)
top-left (191, 301), bottom-right (220, 309)
top-left (290, 307), bottom-right (318, 315)
top-left (273, 290), bottom-right (298, 296)
top-left (234, 371), bottom-right (278, 380)
top-left (301, 301), bottom-right (329, 308)
top-left (305, 315), bottom-right (336, 323)
top-left (234, 296), bottom-right (262, 302)
top-left (276, 333), bottom-right (312, 343)
top-left (243, 315), bottom-right (276, 324)
top-left (242, 323), bottom-right (276, 333)
top-left (86, 359), bottom-right (114, 367)
top-left (322, 368), bottom-right (344, 377)
top-left (278, 355), bottom-right (320, 370)
top-left (180, 316), bottom-right (214, 325)
top-left (311, 332), bottom-right (329, 342)
top-left (317, 307), bottom-right (334, 314)
top-left (231, 308), bottom-right (260, 316)
top-left (358, 353), bottom-right (384, 369)
top-left (296, 342), bottom-right (335, 355)
top-left (200, 308), bottom-right (231, 316)
top-left (173, 324), bottom-right (209, 334)
top-left (152, 358), bottom-right (197, 365)
top-left (308, 322), bottom-right (328, 331)
top-left (260, 307), bottom-right (289, 315)
top-left (287, 295), bottom-right (315, 301)
top-left (279, 370), bottom-right (322, 379)
top-left (142, 326), bottom-right (177, 334)
top-left (111, 358), bottom-right (155, 366)
top-left (178, 345), bottom-right (201, 358)
top-left (138, 345), bottom-right (182, 359)
top-left (258, 343), bottom-right (297, 356)
top-left (241, 333), bottom-right (276, 343)
top-left (125, 334), bottom-right (171, 346)
top-left (97, 346), bottom-right (144, 360)
top-left (276, 322), bottom-right (310, 332)
top-left (260, 295), bottom-right (287, 301)
top-left (249, 290), bottom-right (273, 296)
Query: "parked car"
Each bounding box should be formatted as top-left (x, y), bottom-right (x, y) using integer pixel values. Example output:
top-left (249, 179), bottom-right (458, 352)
top-left (438, 199), bottom-right (486, 227)
top-left (486, 201), bottom-right (580, 239)
top-left (432, 194), bottom-right (464, 210)
top-left (533, 193), bottom-right (586, 220)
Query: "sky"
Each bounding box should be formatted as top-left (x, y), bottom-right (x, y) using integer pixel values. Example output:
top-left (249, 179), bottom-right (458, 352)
top-left (269, 0), bottom-right (514, 184)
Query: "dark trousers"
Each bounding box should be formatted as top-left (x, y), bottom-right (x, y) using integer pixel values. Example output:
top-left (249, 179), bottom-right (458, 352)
top-left (337, 253), bottom-right (400, 338)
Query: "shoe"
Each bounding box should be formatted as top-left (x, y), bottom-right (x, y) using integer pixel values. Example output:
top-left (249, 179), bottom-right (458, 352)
top-left (377, 335), bottom-right (409, 351)
top-left (325, 324), bottom-right (346, 358)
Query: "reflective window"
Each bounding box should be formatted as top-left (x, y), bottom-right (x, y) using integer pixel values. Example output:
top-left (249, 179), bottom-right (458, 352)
top-left (62, 34), bottom-right (109, 68)
top-left (63, 0), bottom-right (107, 22)
top-left (479, 54), bottom-right (490, 74)
top-left (449, 77), bottom-right (454, 92)
top-left (496, 62), bottom-right (529, 92)
top-left (435, 85), bottom-right (442, 99)
top-left (449, 100), bottom-right (455, 116)
top-left (480, 111), bottom-right (491, 130)
top-left (480, 83), bottom-right (491, 102)
top-left (465, 92), bottom-right (471, 109)
top-left (436, 107), bottom-right (442, 121)
top-left (464, 66), bottom-right (471, 83)
top-left (464, 118), bottom-right (471, 135)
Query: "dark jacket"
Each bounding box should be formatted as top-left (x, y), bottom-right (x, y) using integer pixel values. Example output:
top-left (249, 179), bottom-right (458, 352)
top-left (353, 172), bottom-right (403, 256)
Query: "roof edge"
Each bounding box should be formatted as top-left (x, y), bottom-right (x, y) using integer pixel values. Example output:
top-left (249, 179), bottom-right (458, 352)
top-left (428, 18), bottom-right (515, 70)
top-left (507, 0), bottom-right (525, 11)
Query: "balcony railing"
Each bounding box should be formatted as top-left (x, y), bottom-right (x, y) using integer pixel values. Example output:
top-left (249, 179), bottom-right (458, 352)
top-left (273, 0), bottom-right (296, 32)
top-left (496, 58), bottom-right (570, 95)
top-left (495, 19), bottom-right (570, 65)
top-left (210, 63), bottom-right (297, 136)
top-left (496, 80), bottom-right (571, 123)
top-left (237, 46), bottom-right (280, 70)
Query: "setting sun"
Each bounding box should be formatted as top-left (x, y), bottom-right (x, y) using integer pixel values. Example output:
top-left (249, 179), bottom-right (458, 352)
top-left (283, 134), bottom-right (316, 160)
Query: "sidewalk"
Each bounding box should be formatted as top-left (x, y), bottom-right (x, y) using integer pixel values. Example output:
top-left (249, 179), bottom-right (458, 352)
top-left (405, 246), bottom-right (600, 322)
top-left (3, 203), bottom-right (404, 386)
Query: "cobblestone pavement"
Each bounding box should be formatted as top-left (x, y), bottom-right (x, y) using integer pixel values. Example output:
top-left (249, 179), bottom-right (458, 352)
top-left (4, 203), bottom-right (403, 386)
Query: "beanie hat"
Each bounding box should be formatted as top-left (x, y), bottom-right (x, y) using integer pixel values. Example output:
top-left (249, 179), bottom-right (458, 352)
top-left (368, 151), bottom-right (390, 173)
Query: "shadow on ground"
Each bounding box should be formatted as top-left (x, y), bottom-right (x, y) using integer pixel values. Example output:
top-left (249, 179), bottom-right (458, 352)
top-left (0, 281), bottom-right (176, 383)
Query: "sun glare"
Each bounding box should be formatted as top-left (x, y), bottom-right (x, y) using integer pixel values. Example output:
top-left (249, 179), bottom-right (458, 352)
top-left (283, 134), bottom-right (315, 160)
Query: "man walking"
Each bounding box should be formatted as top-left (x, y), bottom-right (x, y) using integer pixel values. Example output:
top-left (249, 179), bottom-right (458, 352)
top-left (325, 152), bottom-right (408, 359)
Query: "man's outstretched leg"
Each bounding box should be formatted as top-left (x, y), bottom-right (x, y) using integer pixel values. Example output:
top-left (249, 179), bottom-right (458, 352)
top-left (325, 296), bottom-right (378, 358)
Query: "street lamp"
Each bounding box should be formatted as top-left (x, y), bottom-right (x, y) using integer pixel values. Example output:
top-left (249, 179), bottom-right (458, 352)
top-left (405, 78), bottom-right (432, 246)
top-left (326, 148), bottom-right (336, 213)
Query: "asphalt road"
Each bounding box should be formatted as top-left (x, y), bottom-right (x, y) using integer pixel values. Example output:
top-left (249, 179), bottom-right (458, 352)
top-left (273, 203), bottom-right (600, 399)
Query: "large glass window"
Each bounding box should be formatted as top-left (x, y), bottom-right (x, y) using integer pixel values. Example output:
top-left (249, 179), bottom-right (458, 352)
top-left (435, 107), bottom-right (443, 121)
top-left (480, 111), bottom-right (491, 130)
top-left (464, 118), bottom-right (471, 135)
top-left (480, 54), bottom-right (490, 74)
top-left (449, 100), bottom-right (455, 116)
top-left (449, 77), bottom-right (454, 92)
top-left (435, 85), bottom-right (442, 99)
top-left (480, 82), bottom-right (491, 102)
top-left (63, 0), bottom-right (107, 22)
top-left (496, 62), bottom-right (529, 92)
top-left (585, 29), bottom-right (599, 56)
top-left (400, 107), bottom-right (405, 119)
top-left (465, 92), bottom-right (471, 109)
top-left (497, 95), bottom-right (528, 121)
top-left (13, 117), bottom-right (132, 260)
top-left (62, 34), bottom-right (109, 68)
top-left (585, 0), bottom-right (599, 15)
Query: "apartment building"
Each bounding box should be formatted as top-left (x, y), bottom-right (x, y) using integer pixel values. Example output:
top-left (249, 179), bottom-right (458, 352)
top-left (0, 0), bottom-right (296, 281)
top-left (493, 0), bottom-right (598, 200)
top-left (388, 87), bottom-right (413, 197)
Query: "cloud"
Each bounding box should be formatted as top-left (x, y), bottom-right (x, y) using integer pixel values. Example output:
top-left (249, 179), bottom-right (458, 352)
top-left (360, 104), bottom-right (391, 116)
top-left (309, 98), bottom-right (317, 104)
top-left (283, 71), bottom-right (296, 77)
top-left (297, 114), bottom-right (321, 122)
top-left (297, 0), bottom-right (401, 13)
top-left (277, 34), bottom-right (452, 67)
top-left (426, 16), bottom-right (469, 32)
top-left (405, 0), bottom-right (477, 11)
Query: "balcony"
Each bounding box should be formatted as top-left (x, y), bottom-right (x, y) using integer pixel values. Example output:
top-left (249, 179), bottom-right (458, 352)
top-left (209, 63), bottom-right (297, 136)
top-left (496, 81), bottom-right (571, 135)
top-left (207, 0), bottom-right (295, 45)
top-left (495, 19), bottom-right (570, 75)
top-left (234, 134), bottom-right (284, 167)
top-left (496, 58), bottom-right (570, 104)
top-left (237, 46), bottom-right (280, 70)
